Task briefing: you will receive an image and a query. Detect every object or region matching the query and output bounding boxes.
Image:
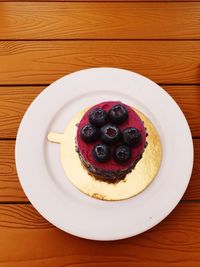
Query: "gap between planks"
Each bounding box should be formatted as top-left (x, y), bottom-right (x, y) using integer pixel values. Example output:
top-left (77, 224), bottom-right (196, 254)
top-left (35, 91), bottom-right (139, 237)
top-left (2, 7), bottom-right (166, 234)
top-left (0, 84), bottom-right (200, 87)
top-left (1, 39), bottom-right (200, 41)
top-left (0, 200), bottom-right (200, 205)
top-left (0, 1), bottom-right (200, 2)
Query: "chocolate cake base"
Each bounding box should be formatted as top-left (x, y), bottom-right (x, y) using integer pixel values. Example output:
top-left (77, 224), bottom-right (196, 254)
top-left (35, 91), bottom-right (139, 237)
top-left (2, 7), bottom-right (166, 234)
top-left (76, 144), bottom-right (145, 183)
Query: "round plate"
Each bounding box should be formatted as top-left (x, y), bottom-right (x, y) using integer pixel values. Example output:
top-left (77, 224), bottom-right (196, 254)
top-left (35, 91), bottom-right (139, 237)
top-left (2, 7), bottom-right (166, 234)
top-left (15, 68), bottom-right (193, 241)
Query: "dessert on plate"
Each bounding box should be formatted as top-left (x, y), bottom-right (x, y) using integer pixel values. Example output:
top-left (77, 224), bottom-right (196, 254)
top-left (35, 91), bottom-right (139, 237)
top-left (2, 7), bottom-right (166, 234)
top-left (76, 101), bottom-right (147, 181)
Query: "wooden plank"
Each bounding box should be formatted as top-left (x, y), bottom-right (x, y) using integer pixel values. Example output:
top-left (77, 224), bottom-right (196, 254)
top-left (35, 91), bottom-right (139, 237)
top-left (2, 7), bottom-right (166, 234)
top-left (1, 0), bottom-right (200, 1)
top-left (0, 87), bottom-right (42, 139)
top-left (0, 139), bottom-right (199, 202)
top-left (0, 85), bottom-right (199, 138)
top-left (183, 139), bottom-right (200, 200)
top-left (1, 41), bottom-right (200, 85)
top-left (0, 3), bottom-right (200, 40)
top-left (162, 85), bottom-right (200, 137)
top-left (0, 203), bottom-right (200, 266)
top-left (0, 140), bottom-right (28, 202)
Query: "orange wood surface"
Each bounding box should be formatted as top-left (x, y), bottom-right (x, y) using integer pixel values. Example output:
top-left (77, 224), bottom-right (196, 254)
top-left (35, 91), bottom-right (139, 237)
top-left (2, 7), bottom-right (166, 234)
top-left (0, 203), bottom-right (200, 267)
top-left (1, 41), bottom-right (200, 85)
top-left (0, 3), bottom-right (200, 40)
top-left (0, 0), bottom-right (199, 266)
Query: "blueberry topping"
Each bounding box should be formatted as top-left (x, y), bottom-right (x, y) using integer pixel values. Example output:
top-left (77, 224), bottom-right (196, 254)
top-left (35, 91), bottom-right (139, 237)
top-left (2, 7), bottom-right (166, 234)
top-left (100, 124), bottom-right (121, 145)
top-left (113, 145), bottom-right (131, 164)
top-left (92, 144), bottom-right (110, 162)
top-left (80, 124), bottom-right (98, 143)
top-left (89, 108), bottom-right (108, 127)
top-left (123, 127), bottom-right (142, 147)
top-left (108, 104), bottom-right (128, 124)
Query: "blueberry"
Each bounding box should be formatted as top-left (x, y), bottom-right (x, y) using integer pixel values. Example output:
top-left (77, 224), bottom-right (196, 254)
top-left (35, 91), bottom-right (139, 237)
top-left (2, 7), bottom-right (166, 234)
top-left (123, 127), bottom-right (142, 147)
top-left (89, 108), bottom-right (108, 127)
top-left (92, 144), bottom-right (110, 163)
top-left (80, 124), bottom-right (98, 143)
top-left (108, 104), bottom-right (128, 124)
top-left (113, 145), bottom-right (131, 164)
top-left (100, 124), bottom-right (121, 145)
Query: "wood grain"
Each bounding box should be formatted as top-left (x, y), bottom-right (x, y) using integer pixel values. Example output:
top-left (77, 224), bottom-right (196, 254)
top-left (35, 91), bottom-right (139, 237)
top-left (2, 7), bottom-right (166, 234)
top-left (0, 3), bottom-right (200, 40)
top-left (0, 87), bottom-right (42, 139)
top-left (183, 139), bottom-right (200, 200)
top-left (0, 139), bottom-right (199, 202)
top-left (1, 0), bottom-right (200, 2)
top-left (1, 41), bottom-right (200, 85)
top-left (0, 203), bottom-right (200, 266)
top-left (0, 85), bottom-right (199, 138)
top-left (163, 85), bottom-right (200, 137)
top-left (0, 140), bottom-right (28, 202)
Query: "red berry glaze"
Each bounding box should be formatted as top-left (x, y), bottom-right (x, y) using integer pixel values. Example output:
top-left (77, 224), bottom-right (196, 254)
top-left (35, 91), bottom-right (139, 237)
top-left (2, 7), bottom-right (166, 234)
top-left (77, 101), bottom-right (146, 174)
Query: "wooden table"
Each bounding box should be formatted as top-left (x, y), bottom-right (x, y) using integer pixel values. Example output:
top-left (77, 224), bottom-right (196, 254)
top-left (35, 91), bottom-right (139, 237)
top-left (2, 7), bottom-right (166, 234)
top-left (0, 1), bottom-right (199, 266)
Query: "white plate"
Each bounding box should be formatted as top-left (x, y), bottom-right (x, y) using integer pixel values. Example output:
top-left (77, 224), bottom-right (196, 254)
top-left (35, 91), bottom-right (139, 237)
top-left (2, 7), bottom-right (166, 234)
top-left (16, 68), bottom-right (193, 241)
